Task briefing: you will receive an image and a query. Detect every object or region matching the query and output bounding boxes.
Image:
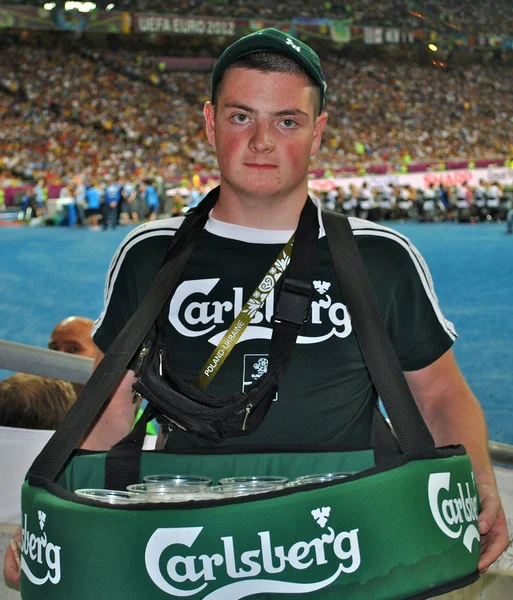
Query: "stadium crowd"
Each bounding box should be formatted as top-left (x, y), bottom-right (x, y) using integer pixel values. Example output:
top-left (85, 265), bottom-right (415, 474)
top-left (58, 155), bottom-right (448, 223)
top-left (1, 33), bottom-right (512, 191)
top-left (14, 173), bottom-right (512, 231)
top-left (9, 0), bottom-right (513, 34)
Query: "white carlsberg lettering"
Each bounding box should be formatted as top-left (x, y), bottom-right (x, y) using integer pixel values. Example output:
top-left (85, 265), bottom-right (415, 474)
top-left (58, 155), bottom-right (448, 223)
top-left (145, 516), bottom-right (362, 598)
top-left (333, 529), bottom-right (361, 573)
top-left (222, 537), bottom-right (262, 578)
top-left (428, 472), bottom-right (480, 553)
top-left (20, 513), bottom-right (61, 585)
top-left (169, 279), bottom-right (353, 345)
top-left (258, 532), bottom-right (287, 574)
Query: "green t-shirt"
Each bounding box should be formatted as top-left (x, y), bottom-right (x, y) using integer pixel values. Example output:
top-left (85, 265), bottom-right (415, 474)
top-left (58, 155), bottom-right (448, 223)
top-left (92, 209), bottom-right (455, 451)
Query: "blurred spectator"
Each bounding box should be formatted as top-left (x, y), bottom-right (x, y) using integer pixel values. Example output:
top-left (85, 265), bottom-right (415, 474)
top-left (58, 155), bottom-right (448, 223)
top-left (48, 316), bottom-right (96, 358)
top-left (103, 177), bottom-right (123, 231)
top-left (48, 315), bottom-right (157, 434)
top-left (139, 179), bottom-right (160, 221)
top-left (48, 315), bottom-right (96, 395)
top-left (0, 374), bottom-right (75, 430)
top-left (0, 374), bottom-right (76, 523)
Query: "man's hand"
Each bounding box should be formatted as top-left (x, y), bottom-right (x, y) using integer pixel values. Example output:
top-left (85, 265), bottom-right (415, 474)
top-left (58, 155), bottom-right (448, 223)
top-left (405, 349), bottom-right (511, 573)
top-left (3, 525), bottom-right (21, 588)
top-left (476, 475), bottom-right (511, 572)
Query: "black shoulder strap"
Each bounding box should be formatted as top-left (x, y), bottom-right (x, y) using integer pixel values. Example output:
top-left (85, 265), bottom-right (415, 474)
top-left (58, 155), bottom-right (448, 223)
top-left (29, 191), bottom-right (218, 481)
top-left (322, 211), bottom-right (435, 454)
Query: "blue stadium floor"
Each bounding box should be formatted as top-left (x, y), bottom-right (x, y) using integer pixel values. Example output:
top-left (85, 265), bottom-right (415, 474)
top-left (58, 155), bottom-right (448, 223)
top-left (1, 220), bottom-right (512, 444)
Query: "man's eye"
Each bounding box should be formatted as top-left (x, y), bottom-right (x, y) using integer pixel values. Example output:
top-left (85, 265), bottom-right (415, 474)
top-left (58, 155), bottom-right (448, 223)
top-left (281, 119), bottom-right (298, 128)
top-left (232, 114), bottom-right (248, 123)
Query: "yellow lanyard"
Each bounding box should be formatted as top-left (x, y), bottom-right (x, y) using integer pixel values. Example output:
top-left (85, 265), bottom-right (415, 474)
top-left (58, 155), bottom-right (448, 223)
top-left (195, 234), bottom-right (295, 390)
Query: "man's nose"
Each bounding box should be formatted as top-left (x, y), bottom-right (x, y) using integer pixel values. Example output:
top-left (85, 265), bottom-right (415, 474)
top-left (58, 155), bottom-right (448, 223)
top-left (249, 121), bottom-right (274, 153)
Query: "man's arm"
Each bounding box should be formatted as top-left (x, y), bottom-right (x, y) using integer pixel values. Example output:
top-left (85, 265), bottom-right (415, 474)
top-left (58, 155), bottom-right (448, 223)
top-left (80, 349), bottom-right (139, 450)
top-left (405, 348), bottom-right (510, 572)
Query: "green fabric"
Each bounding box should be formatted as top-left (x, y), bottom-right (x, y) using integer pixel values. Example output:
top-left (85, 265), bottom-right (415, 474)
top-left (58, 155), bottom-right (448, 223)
top-left (21, 452), bottom-right (479, 599)
top-left (133, 409), bottom-right (157, 436)
top-left (93, 216), bottom-right (454, 451)
top-left (57, 448), bottom-right (376, 491)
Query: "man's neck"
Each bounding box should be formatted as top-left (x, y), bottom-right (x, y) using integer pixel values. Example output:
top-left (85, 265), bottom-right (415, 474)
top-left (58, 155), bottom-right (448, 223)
top-left (211, 186), bottom-right (308, 230)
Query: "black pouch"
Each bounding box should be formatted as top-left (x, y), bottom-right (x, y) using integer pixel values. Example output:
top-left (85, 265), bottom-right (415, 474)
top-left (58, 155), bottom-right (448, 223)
top-left (132, 321), bottom-right (279, 442)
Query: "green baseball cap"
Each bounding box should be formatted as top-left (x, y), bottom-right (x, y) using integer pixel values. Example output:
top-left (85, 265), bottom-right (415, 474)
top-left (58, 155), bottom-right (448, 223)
top-left (211, 28), bottom-right (327, 114)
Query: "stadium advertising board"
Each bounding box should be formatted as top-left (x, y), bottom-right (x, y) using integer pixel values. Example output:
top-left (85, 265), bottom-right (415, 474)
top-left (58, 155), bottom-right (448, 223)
top-left (309, 167), bottom-right (513, 192)
top-left (132, 14), bottom-right (284, 37)
top-left (0, 6), bottom-right (512, 48)
top-left (0, 5), bottom-right (128, 32)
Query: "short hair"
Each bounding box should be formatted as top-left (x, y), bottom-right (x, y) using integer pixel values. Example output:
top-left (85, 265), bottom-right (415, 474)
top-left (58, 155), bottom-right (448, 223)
top-left (0, 374), bottom-right (76, 430)
top-left (213, 52), bottom-right (322, 117)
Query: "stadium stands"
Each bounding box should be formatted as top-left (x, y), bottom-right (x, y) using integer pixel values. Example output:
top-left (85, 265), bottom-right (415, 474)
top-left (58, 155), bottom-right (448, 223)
top-left (1, 31), bottom-right (512, 188)
top-left (7, 1), bottom-right (513, 33)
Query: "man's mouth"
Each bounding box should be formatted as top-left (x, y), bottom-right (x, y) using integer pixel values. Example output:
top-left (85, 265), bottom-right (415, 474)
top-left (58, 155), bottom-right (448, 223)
top-left (244, 163), bottom-right (278, 170)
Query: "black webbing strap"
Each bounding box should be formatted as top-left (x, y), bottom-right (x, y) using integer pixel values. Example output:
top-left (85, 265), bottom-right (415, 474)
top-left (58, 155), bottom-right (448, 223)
top-left (371, 405), bottom-right (401, 460)
top-left (323, 211), bottom-right (435, 454)
top-left (104, 405), bottom-right (156, 490)
top-left (29, 192), bottom-right (217, 482)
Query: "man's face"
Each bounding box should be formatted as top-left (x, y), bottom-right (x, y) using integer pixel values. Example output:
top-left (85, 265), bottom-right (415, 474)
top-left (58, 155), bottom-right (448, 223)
top-left (204, 68), bottom-right (327, 201)
top-left (48, 320), bottom-right (96, 358)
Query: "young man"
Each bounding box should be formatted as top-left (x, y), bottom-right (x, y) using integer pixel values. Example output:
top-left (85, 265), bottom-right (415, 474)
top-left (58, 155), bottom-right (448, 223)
top-left (4, 29), bottom-right (507, 586)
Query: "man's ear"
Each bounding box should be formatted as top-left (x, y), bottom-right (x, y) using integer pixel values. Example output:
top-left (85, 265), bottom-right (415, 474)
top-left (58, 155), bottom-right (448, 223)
top-left (204, 102), bottom-right (216, 148)
top-left (310, 111), bottom-right (328, 157)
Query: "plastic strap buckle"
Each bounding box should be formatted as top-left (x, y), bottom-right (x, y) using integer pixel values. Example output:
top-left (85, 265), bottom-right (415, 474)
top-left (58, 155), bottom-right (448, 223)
top-left (273, 278), bottom-right (312, 327)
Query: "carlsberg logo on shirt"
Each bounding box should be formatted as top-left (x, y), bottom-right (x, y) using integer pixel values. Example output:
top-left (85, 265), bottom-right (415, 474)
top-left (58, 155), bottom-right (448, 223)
top-left (20, 512), bottom-right (61, 585)
top-left (169, 278), bottom-right (352, 345)
top-left (145, 508), bottom-right (361, 598)
top-left (428, 472), bottom-right (480, 553)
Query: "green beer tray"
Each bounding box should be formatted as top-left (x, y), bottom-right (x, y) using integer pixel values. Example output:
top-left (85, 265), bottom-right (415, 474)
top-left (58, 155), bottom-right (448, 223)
top-left (21, 446), bottom-right (480, 599)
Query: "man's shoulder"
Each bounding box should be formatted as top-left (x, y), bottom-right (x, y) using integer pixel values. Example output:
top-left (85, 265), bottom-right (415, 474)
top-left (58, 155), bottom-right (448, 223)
top-left (118, 216), bottom-right (185, 251)
top-left (331, 216), bottom-right (422, 270)
top-left (348, 216), bottom-right (407, 240)
top-left (327, 215), bottom-right (414, 252)
top-left (108, 217), bottom-right (186, 274)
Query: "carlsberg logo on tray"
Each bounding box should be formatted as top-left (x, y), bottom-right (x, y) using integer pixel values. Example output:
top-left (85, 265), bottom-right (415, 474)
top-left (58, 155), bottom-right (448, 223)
top-left (20, 512), bottom-right (61, 586)
top-left (145, 506), bottom-right (361, 598)
top-left (428, 471), bottom-right (480, 552)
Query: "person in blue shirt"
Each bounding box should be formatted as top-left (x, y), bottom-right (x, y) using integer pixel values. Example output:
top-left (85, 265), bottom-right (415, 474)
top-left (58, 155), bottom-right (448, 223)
top-left (121, 180), bottom-right (140, 224)
top-left (33, 178), bottom-right (47, 216)
top-left (19, 190), bottom-right (36, 220)
top-left (140, 178), bottom-right (160, 221)
top-left (84, 181), bottom-right (103, 230)
top-left (73, 177), bottom-right (87, 227)
top-left (103, 179), bottom-right (122, 230)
